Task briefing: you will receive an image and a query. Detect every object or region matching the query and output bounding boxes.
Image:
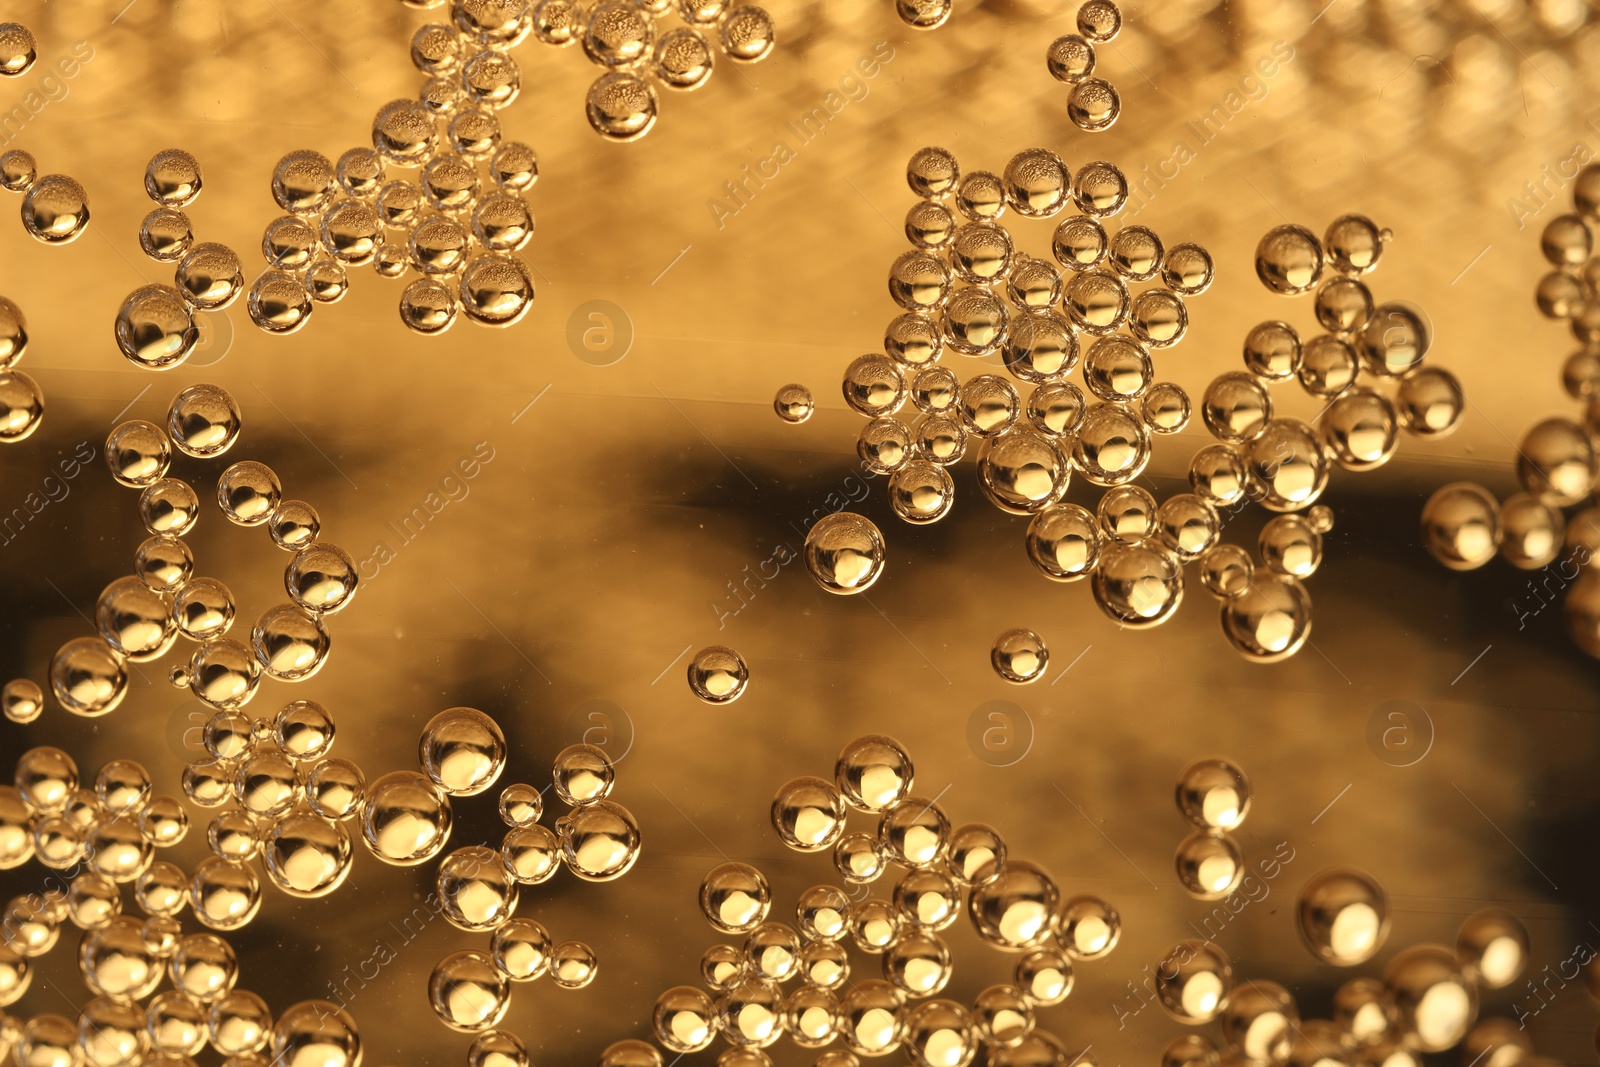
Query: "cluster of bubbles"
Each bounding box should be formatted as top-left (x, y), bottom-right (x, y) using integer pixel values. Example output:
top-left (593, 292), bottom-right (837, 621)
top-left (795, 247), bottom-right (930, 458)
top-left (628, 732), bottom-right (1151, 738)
top-left (0, 143), bottom-right (91, 245)
top-left (1422, 163), bottom-right (1600, 658)
top-left (425, 736), bottom-right (638, 1058)
top-left (1144, 755), bottom-right (1553, 1067)
top-left (1163, 883), bottom-right (1548, 1067)
top-left (117, 83), bottom-right (539, 348)
top-left (598, 734), bottom-right (1124, 1067)
top-left (7, 384), bottom-right (358, 724)
top-left (0, 295), bottom-right (43, 443)
top-left (688, 644), bottom-right (751, 704)
top-left (1171, 758), bottom-right (1252, 900)
top-left (0, 25), bottom-right (89, 248)
top-left (1045, 2), bottom-right (1124, 134)
top-left (406, 0), bottom-right (778, 142)
top-left (1158, 215), bottom-right (1444, 661)
top-left (818, 146), bottom-right (1298, 656)
top-left (0, 745), bottom-right (369, 1067)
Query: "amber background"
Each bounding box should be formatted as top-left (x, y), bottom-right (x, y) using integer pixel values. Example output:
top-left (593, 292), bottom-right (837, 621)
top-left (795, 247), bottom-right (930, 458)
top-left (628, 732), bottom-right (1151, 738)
top-left (1, 0), bottom-right (1599, 1063)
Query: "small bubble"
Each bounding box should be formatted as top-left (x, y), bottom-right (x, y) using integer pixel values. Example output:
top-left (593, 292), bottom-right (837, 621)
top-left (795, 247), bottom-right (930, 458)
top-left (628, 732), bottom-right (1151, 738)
top-left (1072, 402), bottom-right (1151, 486)
top-left (654, 26), bottom-right (714, 89)
top-left (411, 21), bottom-right (463, 75)
top-left (271, 150), bottom-right (337, 216)
top-left (1498, 492), bottom-right (1563, 570)
top-left (969, 861), bottom-right (1060, 950)
top-left (1067, 78), bottom-right (1121, 132)
top-left (450, 107), bottom-right (502, 157)
top-left (687, 645), bottom-right (748, 704)
top-left (2, 678), bottom-right (43, 723)
top-left (1359, 302), bottom-right (1431, 377)
top-left (1002, 148), bottom-right (1071, 218)
top-left (373, 99), bottom-right (440, 163)
top-left (1255, 224), bottom-right (1324, 295)
top-left (1321, 387), bottom-right (1399, 472)
top-left (429, 950), bottom-right (510, 1031)
top-left (1077, 0), bottom-right (1122, 41)
top-left (1455, 909), bottom-right (1528, 990)
top-left (0, 148), bottom-right (35, 191)
top-left (804, 512), bottom-right (887, 595)
top-left (21, 174), bottom-right (89, 244)
top-left (459, 254), bottom-right (535, 327)
top-left (1162, 243), bottom-right (1214, 294)
top-left (1026, 503), bottom-right (1099, 581)
top-left (1243, 418), bottom-right (1329, 512)
top-left (0, 23), bottom-right (36, 76)
top-left (246, 271), bottom-right (312, 335)
top-left (1071, 161), bottom-right (1127, 216)
top-left (1046, 34), bottom-right (1096, 82)
top-left (1260, 514), bottom-right (1323, 578)
top-left (177, 243), bottom-right (245, 310)
top-left (51, 638), bottom-right (129, 717)
top-left (1517, 416), bottom-right (1596, 506)
top-left (1175, 830), bottom-right (1244, 899)
top-left (305, 258), bottom-right (350, 304)
top-left (955, 170), bottom-right (1006, 221)
top-left (1297, 867), bottom-right (1390, 965)
top-left (1097, 484), bottom-right (1157, 543)
top-left (701, 861), bottom-right (771, 933)
top-left (720, 6), bottom-right (776, 60)
top-left (335, 147), bottom-right (385, 199)
top-left (889, 459), bottom-right (955, 524)
top-left (140, 207), bottom-right (194, 262)
top-left (990, 628), bottom-right (1048, 684)
top-left (1091, 541), bottom-right (1182, 627)
top-left (216, 461), bottom-right (281, 526)
top-left (1026, 381), bottom-right (1086, 438)
top-left (1222, 982), bottom-right (1298, 1064)
top-left (1324, 214), bottom-right (1386, 275)
top-left (1203, 547), bottom-right (1248, 598)
top-left (586, 71), bottom-right (658, 141)
top-left (491, 141), bottom-right (539, 191)
top-left (0, 370), bottom-right (43, 441)
top-left (1141, 381), bottom-right (1190, 434)
top-left (1219, 573), bottom-right (1314, 662)
top-left (907, 147), bottom-right (959, 199)
top-left (140, 478), bottom-right (200, 537)
top-left (896, 0), bottom-right (952, 29)
top-left (145, 149), bottom-right (203, 207)
top-left (321, 200), bottom-right (383, 264)
top-left (400, 277), bottom-right (460, 335)
top-left (105, 419), bottom-right (172, 490)
top-left (1298, 334), bottom-right (1359, 398)
top-left (1540, 213), bottom-right (1592, 268)
top-left (1382, 953), bottom-right (1465, 1049)
top-left (1064, 269), bottom-right (1129, 334)
top-left (774, 383), bottom-right (814, 424)
top-left (944, 286), bottom-right (1010, 356)
top-left (842, 354), bottom-right (907, 417)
